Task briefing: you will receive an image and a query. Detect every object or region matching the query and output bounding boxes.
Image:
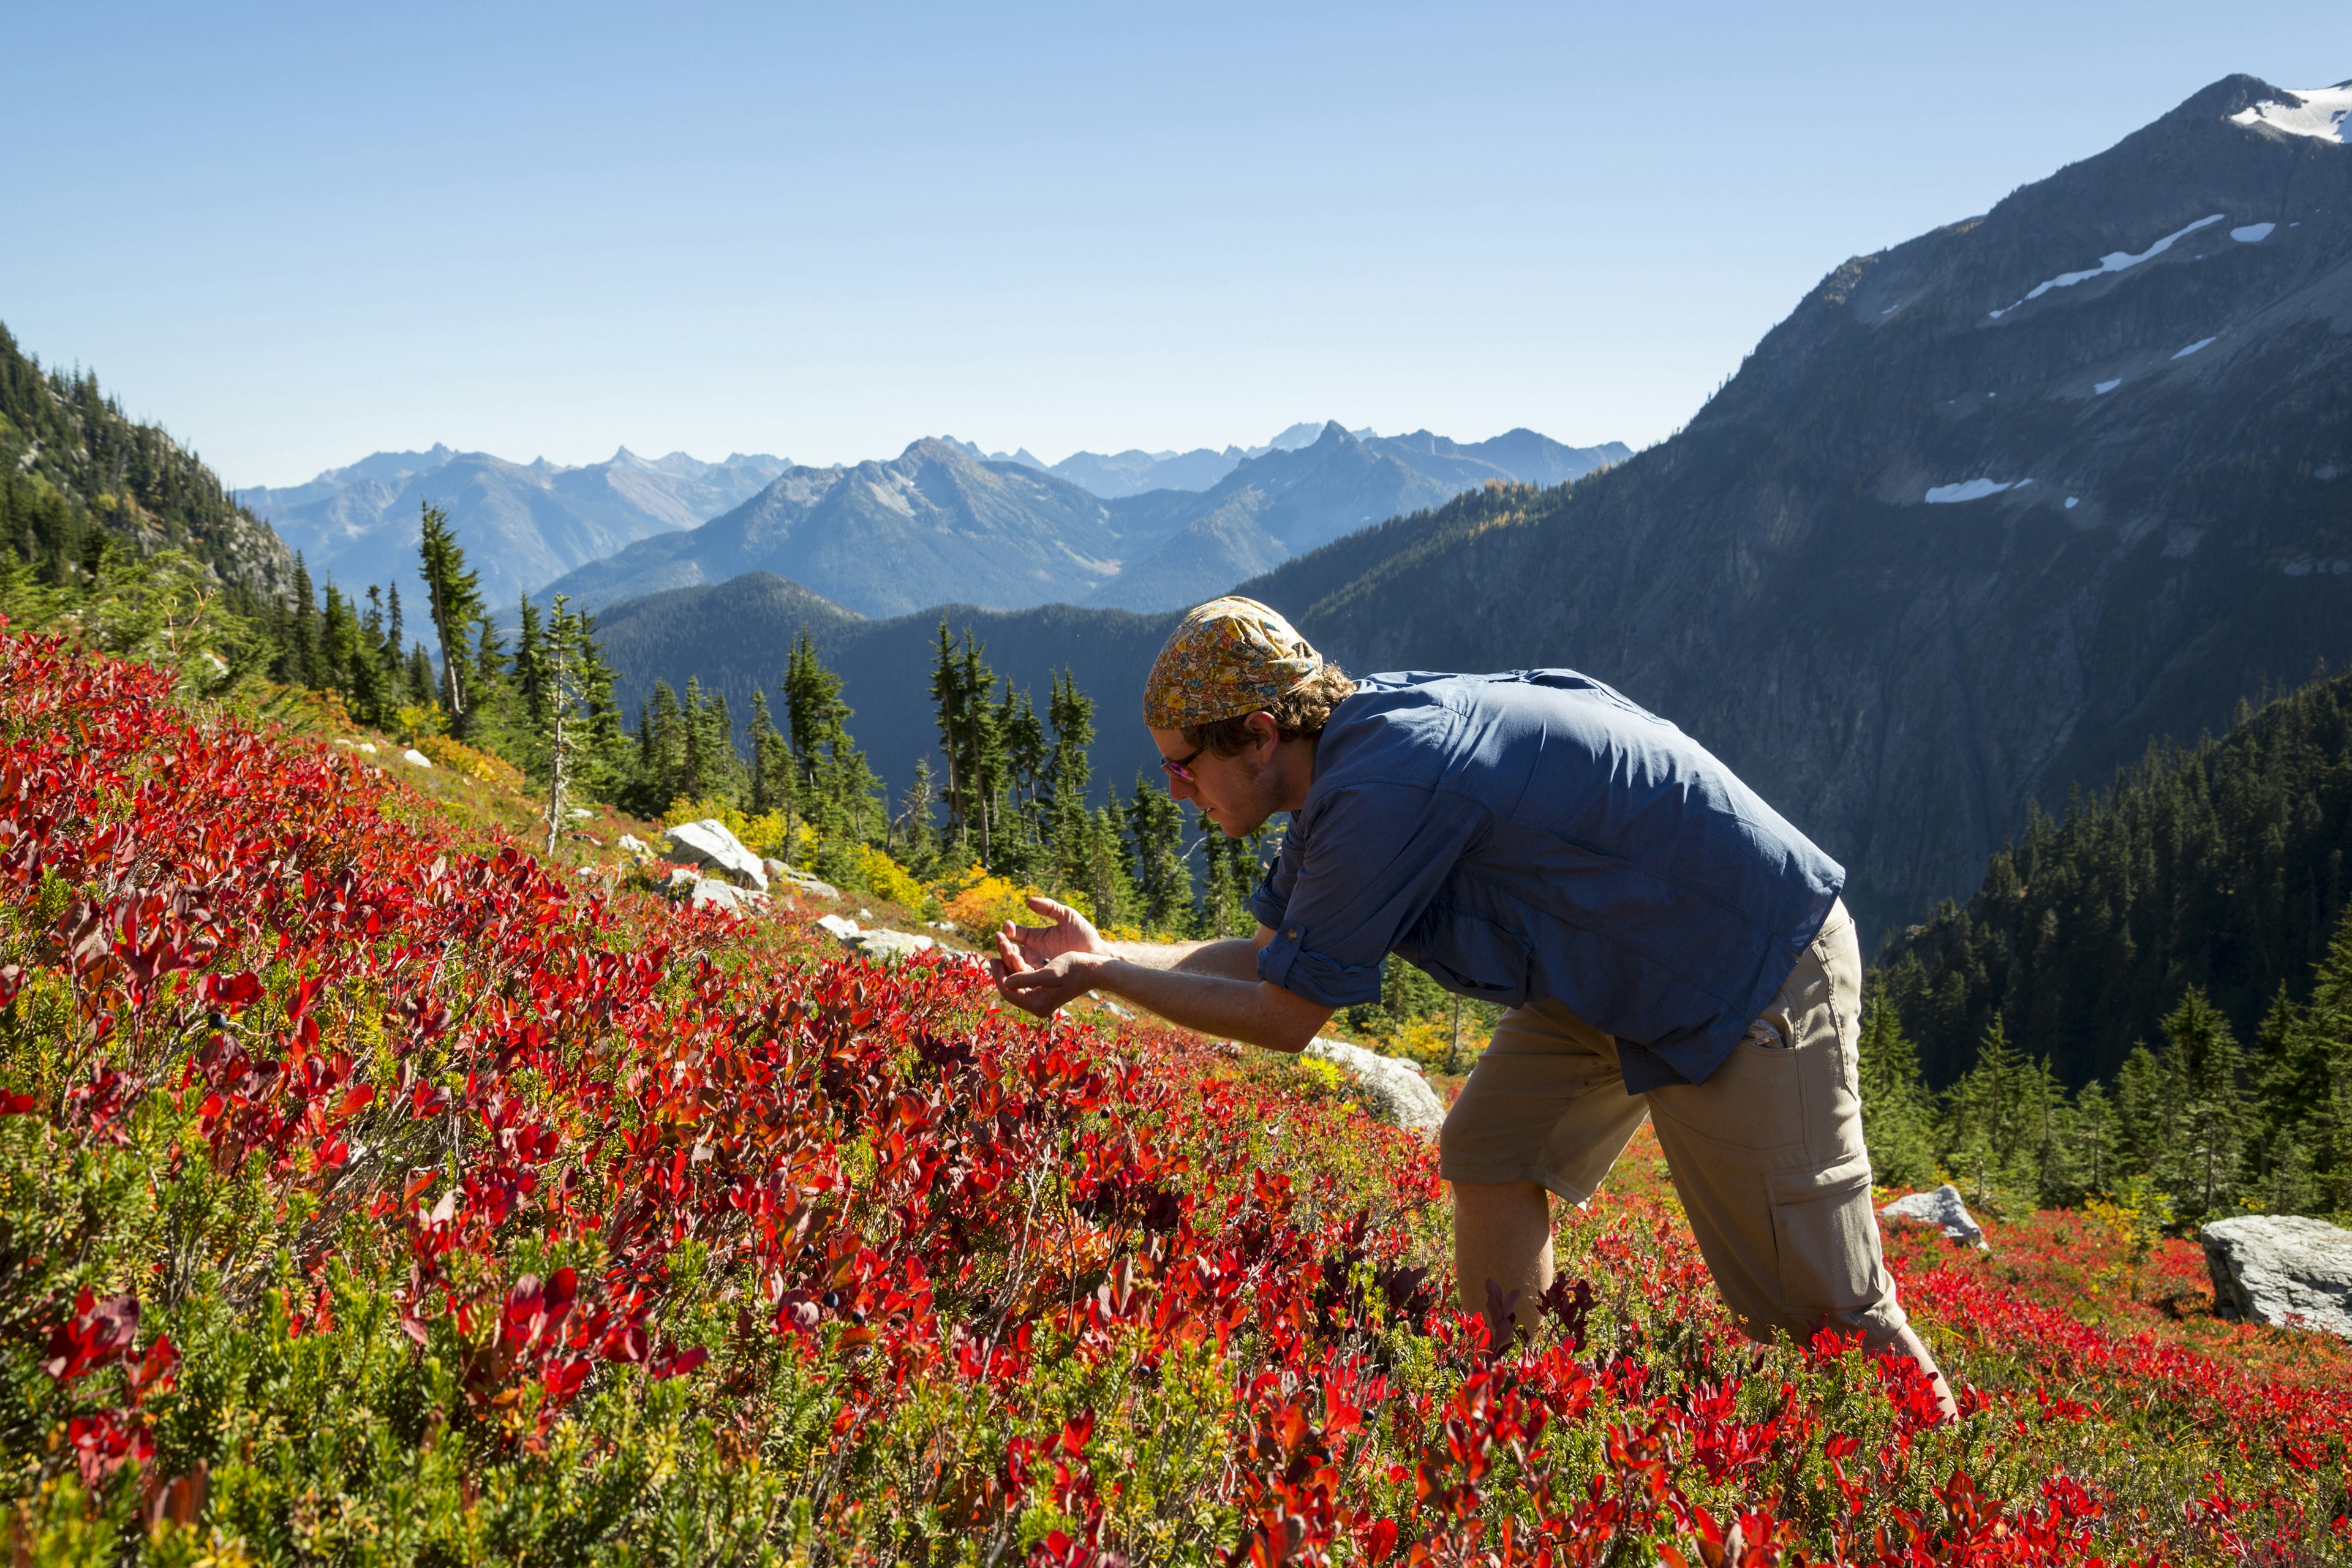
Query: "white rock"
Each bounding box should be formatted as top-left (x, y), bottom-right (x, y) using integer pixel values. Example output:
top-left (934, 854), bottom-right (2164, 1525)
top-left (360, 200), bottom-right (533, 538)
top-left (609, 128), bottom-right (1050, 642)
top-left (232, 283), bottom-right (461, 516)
top-left (2201, 1215), bottom-right (2352, 1338)
top-left (659, 868), bottom-right (769, 915)
top-left (1879, 1184), bottom-right (1986, 1248)
top-left (617, 833), bottom-right (654, 861)
top-left (1303, 1037), bottom-right (1446, 1135)
top-left (813, 911), bottom-right (932, 962)
top-left (567, 807), bottom-right (594, 820)
top-left (664, 819), bottom-right (768, 891)
top-left (402, 748), bottom-right (432, 769)
top-left (851, 929), bottom-right (934, 962)
top-left (763, 859), bottom-right (840, 900)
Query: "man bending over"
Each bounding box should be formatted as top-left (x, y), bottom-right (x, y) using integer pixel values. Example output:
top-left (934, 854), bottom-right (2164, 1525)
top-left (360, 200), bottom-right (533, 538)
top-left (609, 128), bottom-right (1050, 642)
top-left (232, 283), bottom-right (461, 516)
top-left (992, 596), bottom-right (1956, 1419)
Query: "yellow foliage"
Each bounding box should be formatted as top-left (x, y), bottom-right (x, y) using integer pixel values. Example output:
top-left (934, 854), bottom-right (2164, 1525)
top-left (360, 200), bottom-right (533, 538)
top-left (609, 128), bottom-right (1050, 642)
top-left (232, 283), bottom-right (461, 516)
top-left (416, 733), bottom-right (527, 794)
top-left (843, 843), bottom-right (929, 910)
top-left (933, 864), bottom-right (1055, 943)
top-left (394, 701), bottom-right (448, 740)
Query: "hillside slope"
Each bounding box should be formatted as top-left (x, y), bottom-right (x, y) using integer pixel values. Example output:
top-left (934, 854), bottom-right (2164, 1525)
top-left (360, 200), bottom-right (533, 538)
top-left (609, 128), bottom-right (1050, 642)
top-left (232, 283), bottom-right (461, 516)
top-left (1875, 666), bottom-right (2352, 1088)
top-left (2, 627), bottom-right (2343, 1563)
top-left (0, 320), bottom-right (293, 595)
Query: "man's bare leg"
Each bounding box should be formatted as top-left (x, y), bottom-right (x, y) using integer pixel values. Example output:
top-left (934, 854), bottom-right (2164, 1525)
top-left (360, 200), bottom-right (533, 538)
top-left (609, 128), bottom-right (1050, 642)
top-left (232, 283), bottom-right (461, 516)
top-left (1450, 1180), bottom-right (1553, 1343)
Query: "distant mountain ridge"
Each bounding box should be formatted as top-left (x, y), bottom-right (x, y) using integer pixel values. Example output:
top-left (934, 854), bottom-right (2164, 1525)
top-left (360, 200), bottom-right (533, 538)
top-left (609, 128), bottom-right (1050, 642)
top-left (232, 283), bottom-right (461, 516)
top-left (238, 445), bottom-right (788, 612)
top-left (542, 422), bottom-right (1626, 617)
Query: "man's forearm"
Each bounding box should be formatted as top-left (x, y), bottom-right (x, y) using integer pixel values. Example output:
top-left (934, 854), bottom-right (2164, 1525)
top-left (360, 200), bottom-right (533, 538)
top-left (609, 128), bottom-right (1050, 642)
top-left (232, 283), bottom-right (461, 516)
top-left (1090, 959), bottom-right (1329, 1054)
top-left (1099, 936), bottom-right (1261, 982)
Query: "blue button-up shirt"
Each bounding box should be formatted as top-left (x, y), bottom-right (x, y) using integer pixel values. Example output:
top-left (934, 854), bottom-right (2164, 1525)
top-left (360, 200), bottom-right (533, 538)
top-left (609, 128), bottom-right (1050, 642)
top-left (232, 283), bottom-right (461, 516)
top-left (1249, 670), bottom-right (1844, 1091)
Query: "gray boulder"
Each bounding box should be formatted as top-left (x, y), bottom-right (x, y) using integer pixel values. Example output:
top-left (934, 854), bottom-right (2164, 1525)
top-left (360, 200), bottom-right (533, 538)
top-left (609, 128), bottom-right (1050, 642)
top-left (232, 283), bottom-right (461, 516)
top-left (813, 913), bottom-right (933, 963)
top-left (2201, 1215), bottom-right (2352, 1338)
top-left (852, 929), bottom-right (935, 962)
top-left (762, 858), bottom-right (840, 900)
top-left (664, 820), bottom-right (768, 891)
top-left (660, 867), bottom-right (769, 914)
top-left (1303, 1037), bottom-right (1446, 1135)
top-left (1879, 1184), bottom-right (1986, 1248)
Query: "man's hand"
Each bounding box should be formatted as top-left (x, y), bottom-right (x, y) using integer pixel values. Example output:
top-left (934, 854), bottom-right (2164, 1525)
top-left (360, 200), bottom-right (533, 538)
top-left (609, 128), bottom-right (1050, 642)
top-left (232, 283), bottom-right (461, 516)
top-left (997, 895), bottom-right (1105, 971)
top-left (992, 943), bottom-right (1110, 1018)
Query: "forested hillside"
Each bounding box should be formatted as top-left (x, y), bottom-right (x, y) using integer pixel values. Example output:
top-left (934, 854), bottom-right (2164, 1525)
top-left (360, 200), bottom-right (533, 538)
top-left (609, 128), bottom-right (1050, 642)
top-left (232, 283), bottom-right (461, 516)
top-left (1875, 664), bottom-right (2352, 1088)
top-left (0, 321), bottom-right (292, 597)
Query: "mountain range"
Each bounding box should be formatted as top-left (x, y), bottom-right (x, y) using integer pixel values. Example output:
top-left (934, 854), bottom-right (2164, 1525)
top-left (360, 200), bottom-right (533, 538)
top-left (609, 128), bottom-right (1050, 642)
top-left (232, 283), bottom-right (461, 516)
top-left (537, 423), bottom-right (1627, 618)
top-left (584, 74), bottom-right (2352, 941)
top-left (970, 420), bottom-right (1371, 497)
top-left (236, 446), bottom-right (790, 613)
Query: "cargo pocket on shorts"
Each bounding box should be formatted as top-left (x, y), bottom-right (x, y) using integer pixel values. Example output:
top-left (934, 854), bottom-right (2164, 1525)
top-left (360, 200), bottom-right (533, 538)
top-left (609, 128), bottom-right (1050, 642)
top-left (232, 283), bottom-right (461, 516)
top-left (1764, 1152), bottom-right (1882, 1321)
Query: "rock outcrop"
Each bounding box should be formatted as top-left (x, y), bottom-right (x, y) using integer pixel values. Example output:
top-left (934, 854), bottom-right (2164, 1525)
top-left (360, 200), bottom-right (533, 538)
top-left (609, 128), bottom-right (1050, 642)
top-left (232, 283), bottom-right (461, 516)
top-left (2201, 1215), bottom-right (2352, 1338)
top-left (664, 820), bottom-right (767, 890)
top-left (816, 913), bottom-right (934, 963)
top-left (763, 859), bottom-right (840, 900)
top-left (1304, 1038), bottom-right (1446, 1135)
top-left (662, 867), bottom-right (770, 914)
top-left (1879, 1185), bottom-right (1986, 1248)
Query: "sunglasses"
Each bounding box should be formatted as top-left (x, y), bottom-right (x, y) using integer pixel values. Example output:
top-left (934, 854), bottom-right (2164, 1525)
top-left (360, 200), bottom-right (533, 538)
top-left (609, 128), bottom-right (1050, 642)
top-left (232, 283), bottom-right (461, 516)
top-left (1158, 742), bottom-right (1206, 783)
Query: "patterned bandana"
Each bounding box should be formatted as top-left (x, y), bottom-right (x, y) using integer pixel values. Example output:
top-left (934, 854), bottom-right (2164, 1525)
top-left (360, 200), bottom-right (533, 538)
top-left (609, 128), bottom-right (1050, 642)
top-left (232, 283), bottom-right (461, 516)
top-left (1140, 597), bottom-right (1324, 730)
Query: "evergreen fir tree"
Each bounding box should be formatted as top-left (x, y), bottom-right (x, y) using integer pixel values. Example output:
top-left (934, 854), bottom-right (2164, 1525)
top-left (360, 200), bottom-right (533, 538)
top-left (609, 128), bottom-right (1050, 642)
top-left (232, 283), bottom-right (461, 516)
top-left (1856, 1003), bottom-right (1940, 1191)
top-left (1125, 774), bottom-right (1194, 933)
top-left (417, 501), bottom-right (484, 726)
top-left (747, 690), bottom-right (795, 820)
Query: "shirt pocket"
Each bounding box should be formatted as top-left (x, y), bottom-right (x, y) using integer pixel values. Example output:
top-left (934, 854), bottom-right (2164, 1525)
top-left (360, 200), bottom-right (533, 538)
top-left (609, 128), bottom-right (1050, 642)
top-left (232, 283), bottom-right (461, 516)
top-left (1402, 903), bottom-right (1532, 1007)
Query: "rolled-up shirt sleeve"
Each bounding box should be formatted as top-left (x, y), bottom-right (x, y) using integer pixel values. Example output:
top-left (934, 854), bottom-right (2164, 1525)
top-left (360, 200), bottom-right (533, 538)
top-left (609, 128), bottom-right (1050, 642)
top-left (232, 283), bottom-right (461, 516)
top-left (1253, 783), bottom-right (1492, 1008)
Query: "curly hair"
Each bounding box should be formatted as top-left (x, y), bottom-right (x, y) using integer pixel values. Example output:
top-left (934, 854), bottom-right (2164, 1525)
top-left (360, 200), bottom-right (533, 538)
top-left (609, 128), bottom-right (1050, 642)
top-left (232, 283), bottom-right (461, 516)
top-left (1180, 662), bottom-right (1359, 755)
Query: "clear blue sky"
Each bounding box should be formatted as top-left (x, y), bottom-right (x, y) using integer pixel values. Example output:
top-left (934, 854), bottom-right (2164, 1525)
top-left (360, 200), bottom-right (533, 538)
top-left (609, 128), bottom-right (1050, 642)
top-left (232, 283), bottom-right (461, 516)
top-left (6, 2), bottom-right (2346, 487)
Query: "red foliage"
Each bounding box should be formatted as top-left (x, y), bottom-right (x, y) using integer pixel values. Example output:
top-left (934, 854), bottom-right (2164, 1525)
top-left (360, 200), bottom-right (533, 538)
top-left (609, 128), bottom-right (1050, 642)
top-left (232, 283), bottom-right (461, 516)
top-left (2, 626), bottom-right (2346, 1562)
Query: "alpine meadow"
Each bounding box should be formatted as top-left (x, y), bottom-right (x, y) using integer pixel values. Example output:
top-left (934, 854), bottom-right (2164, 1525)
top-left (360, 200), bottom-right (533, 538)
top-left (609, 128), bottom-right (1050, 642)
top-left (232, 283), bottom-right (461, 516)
top-left (5, 23), bottom-right (2352, 1568)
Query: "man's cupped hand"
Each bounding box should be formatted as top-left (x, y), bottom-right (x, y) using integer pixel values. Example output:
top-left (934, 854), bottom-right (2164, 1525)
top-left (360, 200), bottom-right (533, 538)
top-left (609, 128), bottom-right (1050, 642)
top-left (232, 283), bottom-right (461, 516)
top-left (991, 895), bottom-right (1110, 1017)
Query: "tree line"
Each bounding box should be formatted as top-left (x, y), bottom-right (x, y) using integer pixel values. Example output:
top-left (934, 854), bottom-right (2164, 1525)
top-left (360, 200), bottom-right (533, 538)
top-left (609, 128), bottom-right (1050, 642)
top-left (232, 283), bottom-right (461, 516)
top-left (1862, 665), bottom-right (2352, 1225)
top-left (18, 497), bottom-right (1281, 942)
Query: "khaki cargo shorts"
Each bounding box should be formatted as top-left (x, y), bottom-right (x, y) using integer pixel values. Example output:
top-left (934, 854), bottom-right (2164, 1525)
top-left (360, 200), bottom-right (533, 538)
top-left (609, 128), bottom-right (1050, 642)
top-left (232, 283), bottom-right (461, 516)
top-left (1438, 900), bottom-right (1906, 1344)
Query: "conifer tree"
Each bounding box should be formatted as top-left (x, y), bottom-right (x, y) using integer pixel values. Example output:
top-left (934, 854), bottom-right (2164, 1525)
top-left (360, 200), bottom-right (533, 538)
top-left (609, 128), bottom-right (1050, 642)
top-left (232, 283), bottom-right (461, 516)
top-left (1044, 669), bottom-right (1095, 891)
top-left (1856, 1003), bottom-right (1939, 1191)
top-left (1124, 773), bottom-right (1194, 933)
top-left (2157, 988), bottom-right (2256, 1218)
top-left (892, 758), bottom-right (938, 874)
top-left (513, 596), bottom-right (549, 732)
top-left (747, 690), bottom-right (795, 820)
top-left (631, 681), bottom-right (687, 818)
top-left (417, 501), bottom-right (483, 725)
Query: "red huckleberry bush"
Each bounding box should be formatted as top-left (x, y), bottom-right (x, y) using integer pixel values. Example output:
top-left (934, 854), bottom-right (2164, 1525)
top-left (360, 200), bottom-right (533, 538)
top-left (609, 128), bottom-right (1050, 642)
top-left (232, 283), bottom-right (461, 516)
top-left (0, 625), bottom-right (2346, 1565)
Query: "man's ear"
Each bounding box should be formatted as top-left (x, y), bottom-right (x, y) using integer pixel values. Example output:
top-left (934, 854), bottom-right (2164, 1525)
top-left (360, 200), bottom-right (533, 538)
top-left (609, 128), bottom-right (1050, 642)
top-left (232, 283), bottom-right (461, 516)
top-left (1246, 710), bottom-right (1281, 758)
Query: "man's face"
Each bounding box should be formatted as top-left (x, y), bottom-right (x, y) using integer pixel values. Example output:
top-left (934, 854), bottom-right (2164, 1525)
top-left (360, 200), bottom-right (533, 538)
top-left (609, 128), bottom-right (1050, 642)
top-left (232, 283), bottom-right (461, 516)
top-left (1150, 722), bottom-right (1280, 837)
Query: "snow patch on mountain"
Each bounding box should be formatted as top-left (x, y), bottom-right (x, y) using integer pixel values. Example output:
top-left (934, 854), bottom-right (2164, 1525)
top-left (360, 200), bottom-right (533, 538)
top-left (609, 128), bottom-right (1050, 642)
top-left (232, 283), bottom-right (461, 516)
top-left (2231, 222), bottom-right (2277, 243)
top-left (1925, 478), bottom-right (2024, 505)
top-left (2173, 337), bottom-right (2218, 360)
top-left (2228, 82), bottom-right (2352, 144)
top-left (1988, 214), bottom-right (2226, 319)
